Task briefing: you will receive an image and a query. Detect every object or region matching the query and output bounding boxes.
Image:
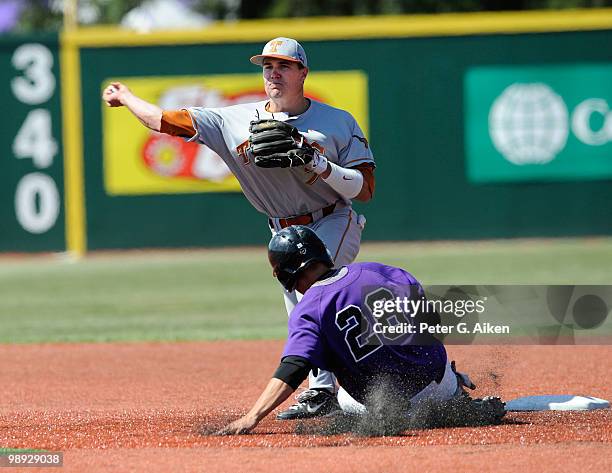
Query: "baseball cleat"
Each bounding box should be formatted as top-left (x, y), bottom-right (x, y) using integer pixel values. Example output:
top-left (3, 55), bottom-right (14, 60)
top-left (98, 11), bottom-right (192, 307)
top-left (276, 388), bottom-right (341, 420)
top-left (437, 393), bottom-right (506, 427)
top-left (470, 396), bottom-right (507, 424)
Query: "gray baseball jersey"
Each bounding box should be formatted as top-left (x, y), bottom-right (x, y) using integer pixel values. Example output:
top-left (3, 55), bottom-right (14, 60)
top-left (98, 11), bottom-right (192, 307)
top-left (186, 99), bottom-right (374, 218)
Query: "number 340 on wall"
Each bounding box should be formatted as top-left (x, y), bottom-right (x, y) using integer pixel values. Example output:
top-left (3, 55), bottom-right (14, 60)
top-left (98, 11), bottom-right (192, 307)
top-left (11, 43), bottom-right (60, 235)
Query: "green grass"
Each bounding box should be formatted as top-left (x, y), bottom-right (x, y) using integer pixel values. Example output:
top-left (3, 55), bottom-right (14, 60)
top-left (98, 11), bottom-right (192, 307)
top-left (358, 238), bottom-right (612, 284)
top-left (1, 238), bottom-right (611, 343)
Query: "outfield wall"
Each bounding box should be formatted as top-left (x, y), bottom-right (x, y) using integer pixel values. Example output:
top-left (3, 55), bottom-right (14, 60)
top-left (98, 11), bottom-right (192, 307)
top-left (0, 34), bottom-right (65, 252)
top-left (2, 10), bottom-right (612, 252)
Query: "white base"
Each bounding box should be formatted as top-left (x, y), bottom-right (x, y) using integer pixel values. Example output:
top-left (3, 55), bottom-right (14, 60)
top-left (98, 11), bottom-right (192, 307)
top-left (505, 395), bottom-right (610, 411)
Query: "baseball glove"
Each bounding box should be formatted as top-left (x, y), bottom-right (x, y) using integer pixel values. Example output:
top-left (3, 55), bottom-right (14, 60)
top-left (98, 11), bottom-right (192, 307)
top-left (248, 119), bottom-right (315, 168)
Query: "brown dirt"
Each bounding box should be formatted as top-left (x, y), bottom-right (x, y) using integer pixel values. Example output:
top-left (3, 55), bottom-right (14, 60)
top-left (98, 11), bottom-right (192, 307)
top-left (0, 342), bottom-right (611, 472)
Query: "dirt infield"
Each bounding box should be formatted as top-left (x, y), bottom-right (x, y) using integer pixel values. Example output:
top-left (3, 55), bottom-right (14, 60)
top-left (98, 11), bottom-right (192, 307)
top-left (1, 342), bottom-right (611, 472)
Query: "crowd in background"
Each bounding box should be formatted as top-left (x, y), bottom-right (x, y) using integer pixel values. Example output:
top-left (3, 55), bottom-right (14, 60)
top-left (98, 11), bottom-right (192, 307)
top-left (1, 0), bottom-right (611, 33)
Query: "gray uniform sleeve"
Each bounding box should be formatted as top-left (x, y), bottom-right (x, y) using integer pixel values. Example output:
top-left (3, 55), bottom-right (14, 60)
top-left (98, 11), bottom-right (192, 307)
top-left (185, 107), bottom-right (228, 156)
top-left (337, 116), bottom-right (375, 169)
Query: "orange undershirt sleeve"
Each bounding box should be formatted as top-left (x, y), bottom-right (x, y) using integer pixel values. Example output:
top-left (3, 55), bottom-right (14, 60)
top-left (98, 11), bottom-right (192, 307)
top-left (352, 163), bottom-right (376, 197)
top-left (160, 110), bottom-right (196, 138)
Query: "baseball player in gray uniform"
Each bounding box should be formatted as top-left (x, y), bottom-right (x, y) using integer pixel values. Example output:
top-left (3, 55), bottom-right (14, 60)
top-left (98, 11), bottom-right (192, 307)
top-left (103, 37), bottom-right (375, 419)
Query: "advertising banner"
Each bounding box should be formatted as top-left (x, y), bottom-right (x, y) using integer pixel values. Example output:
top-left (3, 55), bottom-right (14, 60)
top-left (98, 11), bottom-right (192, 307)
top-left (465, 64), bottom-right (612, 183)
top-left (102, 71), bottom-right (368, 195)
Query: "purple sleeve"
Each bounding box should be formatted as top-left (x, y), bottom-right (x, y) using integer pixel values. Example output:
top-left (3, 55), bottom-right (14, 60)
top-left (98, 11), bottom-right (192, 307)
top-left (281, 293), bottom-right (329, 370)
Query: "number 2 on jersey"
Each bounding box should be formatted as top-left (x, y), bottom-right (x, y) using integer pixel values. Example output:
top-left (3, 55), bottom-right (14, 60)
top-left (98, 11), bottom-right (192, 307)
top-left (335, 305), bottom-right (382, 362)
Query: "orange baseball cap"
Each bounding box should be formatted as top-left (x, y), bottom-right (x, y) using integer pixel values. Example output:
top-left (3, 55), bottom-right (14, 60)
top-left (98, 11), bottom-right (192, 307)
top-left (250, 37), bottom-right (308, 68)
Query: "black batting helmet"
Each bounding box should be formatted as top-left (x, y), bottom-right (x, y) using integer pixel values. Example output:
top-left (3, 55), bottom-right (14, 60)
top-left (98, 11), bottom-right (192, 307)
top-left (268, 225), bottom-right (334, 292)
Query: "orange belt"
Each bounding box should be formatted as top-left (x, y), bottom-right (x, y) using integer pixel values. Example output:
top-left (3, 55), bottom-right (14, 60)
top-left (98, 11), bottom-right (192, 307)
top-left (270, 203), bottom-right (336, 230)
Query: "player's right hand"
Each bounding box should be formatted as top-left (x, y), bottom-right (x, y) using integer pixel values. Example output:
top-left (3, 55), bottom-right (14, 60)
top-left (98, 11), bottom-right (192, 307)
top-left (102, 81), bottom-right (129, 107)
top-left (215, 414), bottom-right (259, 435)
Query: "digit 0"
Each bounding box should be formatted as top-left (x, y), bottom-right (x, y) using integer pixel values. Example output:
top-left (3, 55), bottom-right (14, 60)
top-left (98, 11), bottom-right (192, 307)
top-left (14, 172), bottom-right (60, 234)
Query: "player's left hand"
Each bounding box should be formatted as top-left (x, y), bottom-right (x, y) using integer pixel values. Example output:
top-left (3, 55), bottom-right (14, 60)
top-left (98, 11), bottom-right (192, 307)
top-left (248, 119), bottom-right (314, 168)
top-left (254, 147), bottom-right (315, 168)
top-left (216, 415), bottom-right (259, 435)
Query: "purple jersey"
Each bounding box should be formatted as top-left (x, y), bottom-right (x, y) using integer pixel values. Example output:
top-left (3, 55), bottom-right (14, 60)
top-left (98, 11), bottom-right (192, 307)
top-left (282, 262), bottom-right (447, 402)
